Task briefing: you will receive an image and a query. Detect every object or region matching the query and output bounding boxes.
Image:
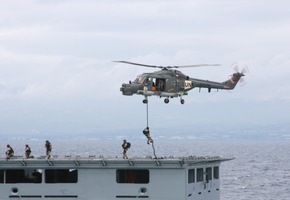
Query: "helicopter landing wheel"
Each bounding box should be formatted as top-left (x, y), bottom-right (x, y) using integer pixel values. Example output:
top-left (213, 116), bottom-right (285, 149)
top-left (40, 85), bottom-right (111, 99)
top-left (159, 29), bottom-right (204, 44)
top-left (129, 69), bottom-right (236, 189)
top-left (180, 99), bottom-right (185, 104)
top-left (143, 99), bottom-right (148, 104)
top-left (164, 98), bottom-right (169, 104)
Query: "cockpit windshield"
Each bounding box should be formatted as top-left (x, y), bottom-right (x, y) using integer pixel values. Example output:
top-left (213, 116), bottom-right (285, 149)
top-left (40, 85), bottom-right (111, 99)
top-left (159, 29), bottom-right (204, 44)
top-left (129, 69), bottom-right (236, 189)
top-left (133, 75), bottom-right (147, 84)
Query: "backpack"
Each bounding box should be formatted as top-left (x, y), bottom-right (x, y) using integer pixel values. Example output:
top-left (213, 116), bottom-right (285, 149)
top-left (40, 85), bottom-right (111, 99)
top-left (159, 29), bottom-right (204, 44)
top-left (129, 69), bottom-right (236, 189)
top-left (26, 147), bottom-right (31, 153)
top-left (126, 142), bottom-right (131, 148)
top-left (46, 142), bottom-right (52, 151)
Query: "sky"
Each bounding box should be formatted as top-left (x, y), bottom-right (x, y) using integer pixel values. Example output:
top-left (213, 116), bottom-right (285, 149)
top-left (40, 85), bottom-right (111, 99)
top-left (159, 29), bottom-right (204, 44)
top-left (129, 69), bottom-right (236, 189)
top-left (0, 0), bottom-right (290, 139)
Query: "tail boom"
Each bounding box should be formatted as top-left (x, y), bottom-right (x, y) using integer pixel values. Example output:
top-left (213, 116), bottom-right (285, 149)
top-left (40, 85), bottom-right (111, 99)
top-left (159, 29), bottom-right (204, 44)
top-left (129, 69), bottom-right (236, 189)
top-left (222, 72), bottom-right (244, 89)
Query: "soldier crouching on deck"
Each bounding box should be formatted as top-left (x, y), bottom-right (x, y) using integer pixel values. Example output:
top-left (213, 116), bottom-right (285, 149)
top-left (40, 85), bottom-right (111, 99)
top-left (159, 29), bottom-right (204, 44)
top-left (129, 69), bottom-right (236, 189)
top-left (122, 140), bottom-right (130, 159)
top-left (143, 127), bottom-right (153, 145)
top-left (6, 144), bottom-right (14, 160)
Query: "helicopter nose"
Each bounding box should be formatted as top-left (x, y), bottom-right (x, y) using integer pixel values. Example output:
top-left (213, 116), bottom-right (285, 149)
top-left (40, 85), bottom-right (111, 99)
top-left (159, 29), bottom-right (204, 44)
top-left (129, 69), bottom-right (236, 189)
top-left (120, 83), bottom-right (134, 95)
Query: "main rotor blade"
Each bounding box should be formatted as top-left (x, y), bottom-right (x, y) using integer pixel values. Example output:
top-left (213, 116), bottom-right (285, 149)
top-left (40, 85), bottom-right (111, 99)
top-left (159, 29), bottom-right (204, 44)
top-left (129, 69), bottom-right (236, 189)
top-left (114, 61), bottom-right (161, 68)
top-left (114, 61), bottom-right (220, 69)
top-left (177, 64), bottom-right (220, 68)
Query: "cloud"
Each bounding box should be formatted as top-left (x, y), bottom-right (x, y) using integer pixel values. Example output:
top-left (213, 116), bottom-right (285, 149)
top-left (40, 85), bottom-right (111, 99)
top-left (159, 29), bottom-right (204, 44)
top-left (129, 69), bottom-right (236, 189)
top-left (0, 0), bottom-right (290, 136)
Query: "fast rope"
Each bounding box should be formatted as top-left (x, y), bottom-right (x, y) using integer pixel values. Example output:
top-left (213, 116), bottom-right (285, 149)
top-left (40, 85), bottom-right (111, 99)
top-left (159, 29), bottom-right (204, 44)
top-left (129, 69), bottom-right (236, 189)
top-left (146, 100), bottom-right (149, 127)
top-left (145, 101), bottom-right (157, 159)
top-left (151, 142), bottom-right (157, 159)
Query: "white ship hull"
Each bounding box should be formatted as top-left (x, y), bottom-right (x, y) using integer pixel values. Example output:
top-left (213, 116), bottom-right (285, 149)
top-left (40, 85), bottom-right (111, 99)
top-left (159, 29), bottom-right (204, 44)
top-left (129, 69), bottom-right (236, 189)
top-left (0, 156), bottom-right (232, 200)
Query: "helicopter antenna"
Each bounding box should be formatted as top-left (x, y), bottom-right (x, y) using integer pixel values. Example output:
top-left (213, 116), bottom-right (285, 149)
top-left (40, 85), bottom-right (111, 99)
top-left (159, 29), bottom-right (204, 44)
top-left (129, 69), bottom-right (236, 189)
top-left (114, 61), bottom-right (220, 70)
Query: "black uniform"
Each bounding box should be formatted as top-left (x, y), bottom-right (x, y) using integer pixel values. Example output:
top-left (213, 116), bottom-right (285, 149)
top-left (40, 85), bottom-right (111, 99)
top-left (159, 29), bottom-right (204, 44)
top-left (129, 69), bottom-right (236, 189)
top-left (122, 140), bottom-right (130, 159)
top-left (45, 140), bottom-right (52, 159)
top-left (6, 145), bottom-right (14, 160)
top-left (25, 145), bottom-right (31, 158)
top-left (143, 127), bottom-right (153, 144)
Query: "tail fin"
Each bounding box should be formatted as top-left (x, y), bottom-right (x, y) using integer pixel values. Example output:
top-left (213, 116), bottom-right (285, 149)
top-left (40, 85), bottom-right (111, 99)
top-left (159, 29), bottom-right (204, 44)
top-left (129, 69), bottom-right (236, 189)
top-left (222, 72), bottom-right (245, 89)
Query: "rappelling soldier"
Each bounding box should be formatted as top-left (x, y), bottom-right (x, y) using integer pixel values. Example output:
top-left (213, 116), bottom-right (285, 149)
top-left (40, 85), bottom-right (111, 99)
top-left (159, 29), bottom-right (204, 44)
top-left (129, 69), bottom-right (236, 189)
top-left (6, 144), bottom-right (14, 160)
top-left (122, 139), bottom-right (130, 159)
top-left (25, 144), bottom-right (32, 159)
top-left (143, 127), bottom-right (153, 145)
top-left (45, 140), bottom-right (52, 159)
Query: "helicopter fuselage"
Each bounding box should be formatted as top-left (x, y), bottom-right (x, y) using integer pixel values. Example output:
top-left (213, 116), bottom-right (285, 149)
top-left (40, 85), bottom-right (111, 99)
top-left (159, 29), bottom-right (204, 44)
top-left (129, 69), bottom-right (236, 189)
top-left (121, 69), bottom-right (191, 95)
top-left (120, 66), bottom-right (245, 104)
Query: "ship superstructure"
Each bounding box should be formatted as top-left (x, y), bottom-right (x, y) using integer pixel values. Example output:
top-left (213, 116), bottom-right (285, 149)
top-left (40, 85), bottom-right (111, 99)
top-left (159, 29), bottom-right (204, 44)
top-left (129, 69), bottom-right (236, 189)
top-left (0, 155), bottom-right (232, 200)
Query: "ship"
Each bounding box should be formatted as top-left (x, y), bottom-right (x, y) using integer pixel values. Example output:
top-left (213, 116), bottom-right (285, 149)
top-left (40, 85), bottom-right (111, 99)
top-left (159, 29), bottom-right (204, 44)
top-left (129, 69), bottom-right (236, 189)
top-left (0, 155), bottom-right (232, 200)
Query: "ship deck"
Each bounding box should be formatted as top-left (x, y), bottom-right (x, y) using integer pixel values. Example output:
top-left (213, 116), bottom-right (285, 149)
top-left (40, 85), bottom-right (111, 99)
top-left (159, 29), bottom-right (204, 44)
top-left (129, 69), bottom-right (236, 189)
top-left (0, 155), bottom-right (233, 169)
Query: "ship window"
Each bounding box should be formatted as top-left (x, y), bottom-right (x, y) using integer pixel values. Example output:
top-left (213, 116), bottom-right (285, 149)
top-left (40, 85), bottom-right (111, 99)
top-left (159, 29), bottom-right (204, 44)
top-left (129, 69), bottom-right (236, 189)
top-left (188, 169), bottom-right (195, 183)
top-left (197, 168), bottom-right (203, 182)
top-left (116, 169), bottom-right (149, 184)
top-left (206, 167), bottom-right (212, 182)
top-left (0, 170), bottom-right (4, 183)
top-left (6, 169), bottom-right (42, 183)
top-left (45, 169), bottom-right (78, 183)
top-left (214, 166), bottom-right (219, 179)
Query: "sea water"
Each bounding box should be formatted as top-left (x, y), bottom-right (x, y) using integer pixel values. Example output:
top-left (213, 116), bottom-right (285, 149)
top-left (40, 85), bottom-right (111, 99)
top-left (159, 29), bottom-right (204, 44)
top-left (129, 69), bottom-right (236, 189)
top-left (1, 139), bottom-right (289, 200)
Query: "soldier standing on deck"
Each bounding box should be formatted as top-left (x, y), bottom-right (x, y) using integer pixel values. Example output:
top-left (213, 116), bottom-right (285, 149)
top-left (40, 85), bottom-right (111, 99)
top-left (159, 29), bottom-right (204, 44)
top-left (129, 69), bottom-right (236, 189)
top-left (122, 140), bottom-right (130, 159)
top-left (25, 144), bottom-right (32, 159)
top-left (45, 140), bottom-right (52, 159)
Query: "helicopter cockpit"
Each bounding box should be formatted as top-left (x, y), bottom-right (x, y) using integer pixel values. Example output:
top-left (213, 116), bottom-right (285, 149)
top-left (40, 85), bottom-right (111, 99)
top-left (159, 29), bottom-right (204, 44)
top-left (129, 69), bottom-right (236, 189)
top-left (131, 75), bottom-right (166, 92)
top-left (133, 75), bottom-right (147, 84)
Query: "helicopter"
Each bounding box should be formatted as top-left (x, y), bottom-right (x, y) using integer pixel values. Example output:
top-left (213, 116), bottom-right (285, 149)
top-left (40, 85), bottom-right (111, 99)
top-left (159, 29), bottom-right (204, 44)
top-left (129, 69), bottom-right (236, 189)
top-left (117, 61), bottom-right (247, 104)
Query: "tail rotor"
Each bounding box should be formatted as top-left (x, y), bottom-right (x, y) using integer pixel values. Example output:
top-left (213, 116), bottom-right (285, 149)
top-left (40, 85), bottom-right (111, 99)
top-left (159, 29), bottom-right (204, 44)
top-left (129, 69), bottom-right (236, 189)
top-left (231, 62), bottom-right (249, 86)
